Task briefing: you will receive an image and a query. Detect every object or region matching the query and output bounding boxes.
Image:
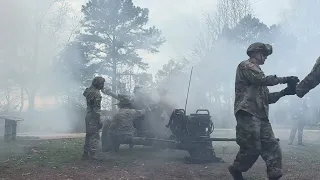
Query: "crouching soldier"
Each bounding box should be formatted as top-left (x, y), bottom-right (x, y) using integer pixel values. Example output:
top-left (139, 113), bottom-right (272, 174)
top-left (104, 95), bottom-right (145, 151)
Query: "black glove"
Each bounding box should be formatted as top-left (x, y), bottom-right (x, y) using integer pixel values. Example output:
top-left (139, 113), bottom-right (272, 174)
top-left (280, 86), bottom-right (296, 96)
top-left (283, 76), bottom-right (300, 85)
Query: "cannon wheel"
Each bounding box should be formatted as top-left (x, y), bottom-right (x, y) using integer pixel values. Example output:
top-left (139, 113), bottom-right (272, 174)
top-left (101, 126), bottom-right (121, 152)
top-left (113, 142), bottom-right (120, 152)
top-left (129, 144), bottom-right (134, 150)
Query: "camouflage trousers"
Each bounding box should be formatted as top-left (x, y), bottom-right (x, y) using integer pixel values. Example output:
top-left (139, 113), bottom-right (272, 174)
top-left (232, 111), bottom-right (282, 179)
top-left (104, 130), bottom-right (133, 151)
top-left (288, 122), bottom-right (304, 144)
top-left (83, 132), bottom-right (100, 154)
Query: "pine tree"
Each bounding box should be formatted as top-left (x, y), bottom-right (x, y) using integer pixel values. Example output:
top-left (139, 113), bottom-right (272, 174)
top-left (79, 0), bottom-right (164, 111)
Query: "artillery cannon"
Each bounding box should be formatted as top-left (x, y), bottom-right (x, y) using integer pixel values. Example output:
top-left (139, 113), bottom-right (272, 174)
top-left (101, 107), bottom-right (236, 163)
top-left (101, 68), bottom-right (236, 163)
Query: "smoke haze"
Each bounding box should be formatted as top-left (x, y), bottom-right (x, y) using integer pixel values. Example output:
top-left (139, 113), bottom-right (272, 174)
top-left (0, 0), bottom-right (319, 136)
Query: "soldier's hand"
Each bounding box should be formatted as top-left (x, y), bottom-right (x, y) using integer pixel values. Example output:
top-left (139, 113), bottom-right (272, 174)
top-left (281, 86), bottom-right (296, 96)
top-left (101, 87), bottom-right (112, 95)
top-left (284, 76), bottom-right (300, 84)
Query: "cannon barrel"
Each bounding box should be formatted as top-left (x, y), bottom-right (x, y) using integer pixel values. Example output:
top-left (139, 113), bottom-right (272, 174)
top-left (130, 137), bottom-right (176, 145)
top-left (207, 137), bottom-right (236, 141)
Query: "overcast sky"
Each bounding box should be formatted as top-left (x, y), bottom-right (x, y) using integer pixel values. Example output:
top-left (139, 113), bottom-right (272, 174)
top-left (70, 0), bottom-right (292, 74)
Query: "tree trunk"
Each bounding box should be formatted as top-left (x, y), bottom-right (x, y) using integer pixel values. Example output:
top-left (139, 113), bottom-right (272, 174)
top-left (111, 59), bottom-right (117, 113)
top-left (28, 20), bottom-right (40, 112)
top-left (5, 87), bottom-right (11, 111)
top-left (19, 87), bottom-right (24, 112)
top-left (28, 89), bottom-right (36, 112)
top-left (111, 36), bottom-right (118, 114)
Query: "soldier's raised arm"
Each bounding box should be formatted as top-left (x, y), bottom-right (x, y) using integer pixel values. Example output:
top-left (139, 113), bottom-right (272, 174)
top-left (239, 62), bottom-right (286, 86)
top-left (296, 56), bottom-right (320, 98)
top-left (101, 87), bottom-right (120, 100)
top-left (268, 86), bottom-right (296, 104)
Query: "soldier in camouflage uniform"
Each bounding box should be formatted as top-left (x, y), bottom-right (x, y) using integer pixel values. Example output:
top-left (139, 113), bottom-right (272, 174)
top-left (296, 56), bottom-right (320, 98)
top-left (82, 76), bottom-right (105, 160)
top-left (288, 100), bottom-right (307, 146)
top-left (104, 95), bottom-right (145, 151)
top-left (229, 42), bottom-right (299, 180)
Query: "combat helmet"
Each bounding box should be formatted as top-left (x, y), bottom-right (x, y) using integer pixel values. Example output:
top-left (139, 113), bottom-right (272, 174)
top-left (92, 76), bottom-right (105, 89)
top-left (246, 42), bottom-right (273, 57)
top-left (115, 94), bottom-right (133, 106)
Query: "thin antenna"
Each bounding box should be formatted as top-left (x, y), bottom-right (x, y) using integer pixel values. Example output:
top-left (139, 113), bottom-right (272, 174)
top-left (184, 66), bottom-right (193, 114)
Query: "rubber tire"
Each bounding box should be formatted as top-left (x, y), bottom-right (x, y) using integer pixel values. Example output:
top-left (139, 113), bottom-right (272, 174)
top-left (129, 144), bottom-right (134, 150)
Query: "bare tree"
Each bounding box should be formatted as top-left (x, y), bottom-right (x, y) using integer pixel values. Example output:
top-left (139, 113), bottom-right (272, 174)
top-left (193, 0), bottom-right (252, 60)
top-left (0, 0), bottom-right (82, 112)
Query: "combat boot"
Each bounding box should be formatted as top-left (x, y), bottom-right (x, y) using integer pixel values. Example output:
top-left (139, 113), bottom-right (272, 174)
top-left (81, 152), bottom-right (90, 160)
top-left (89, 152), bottom-right (98, 160)
top-left (267, 167), bottom-right (282, 180)
top-left (228, 165), bottom-right (244, 180)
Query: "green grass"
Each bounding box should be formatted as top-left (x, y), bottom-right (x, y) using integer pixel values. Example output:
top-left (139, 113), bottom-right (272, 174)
top-left (25, 138), bottom-right (84, 167)
top-left (0, 138), bottom-right (190, 169)
top-left (0, 138), bottom-right (84, 168)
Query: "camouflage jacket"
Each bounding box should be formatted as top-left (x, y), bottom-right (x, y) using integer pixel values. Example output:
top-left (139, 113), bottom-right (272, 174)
top-left (234, 59), bottom-right (286, 118)
top-left (109, 108), bottom-right (144, 135)
top-left (296, 56), bottom-right (320, 98)
top-left (83, 86), bottom-right (102, 132)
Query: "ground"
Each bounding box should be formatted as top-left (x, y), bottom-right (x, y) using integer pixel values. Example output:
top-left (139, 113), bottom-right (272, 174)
top-left (0, 129), bottom-right (320, 180)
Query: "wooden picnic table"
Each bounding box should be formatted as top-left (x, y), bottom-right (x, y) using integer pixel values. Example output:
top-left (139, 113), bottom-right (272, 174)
top-left (0, 115), bottom-right (24, 142)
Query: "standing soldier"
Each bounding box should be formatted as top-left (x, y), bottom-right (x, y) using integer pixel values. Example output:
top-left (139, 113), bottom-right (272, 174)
top-left (229, 42), bottom-right (299, 180)
top-left (288, 100), bottom-right (307, 146)
top-left (296, 56), bottom-right (320, 98)
top-left (82, 76), bottom-right (105, 160)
